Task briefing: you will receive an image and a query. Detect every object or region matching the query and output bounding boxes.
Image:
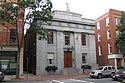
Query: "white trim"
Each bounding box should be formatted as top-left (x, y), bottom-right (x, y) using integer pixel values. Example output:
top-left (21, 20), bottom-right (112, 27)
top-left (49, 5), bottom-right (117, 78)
top-left (106, 17), bottom-right (109, 26)
top-left (108, 54), bottom-right (123, 59)
top-left (97, 22), bottom-right (100, 30)
top-left (114, 58), bottom-right (117, 70)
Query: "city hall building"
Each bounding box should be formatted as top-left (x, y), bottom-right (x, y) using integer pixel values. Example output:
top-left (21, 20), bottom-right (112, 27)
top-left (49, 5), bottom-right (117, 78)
top-left (24, 10), bottom-right (96, 75)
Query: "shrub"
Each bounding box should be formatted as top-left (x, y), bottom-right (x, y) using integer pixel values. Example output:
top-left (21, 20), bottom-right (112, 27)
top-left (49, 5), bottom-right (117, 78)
top-left (45, 66), bottom-right (58, 72)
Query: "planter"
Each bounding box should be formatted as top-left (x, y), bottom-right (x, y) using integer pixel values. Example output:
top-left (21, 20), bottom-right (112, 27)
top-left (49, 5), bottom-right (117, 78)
top-left (81, 65), bottom-right (91, 74)
top-left (81, 65), bottom-right (91, 69)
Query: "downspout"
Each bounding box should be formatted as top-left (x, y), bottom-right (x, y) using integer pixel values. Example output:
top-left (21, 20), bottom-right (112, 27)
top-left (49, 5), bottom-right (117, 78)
top-left (56, 30), bottom-right (58, 68)
top-left (73, 32), bottom-right (76, 68)
top-left (88, 34), bottom-right (91, 66)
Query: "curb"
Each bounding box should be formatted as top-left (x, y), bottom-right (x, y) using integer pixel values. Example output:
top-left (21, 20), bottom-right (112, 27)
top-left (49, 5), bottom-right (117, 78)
top-left (4, 74), bottom-right (90, 82)
top-left (3, 80), bottom-right (47, 82)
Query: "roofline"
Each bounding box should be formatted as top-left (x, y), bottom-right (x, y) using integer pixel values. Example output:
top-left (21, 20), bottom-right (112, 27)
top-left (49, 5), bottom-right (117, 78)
top-left (53, 10), bottom-right (82, 16)
top-left (95, 9), bottom-right (122, 22)
top-left (52, 18), bottom-right (95, 26)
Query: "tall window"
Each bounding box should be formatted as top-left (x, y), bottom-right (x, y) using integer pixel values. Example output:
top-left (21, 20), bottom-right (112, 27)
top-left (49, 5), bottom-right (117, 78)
top-left (47, 53), bottom-right (54, 66)
top-left (82, 53), bottom-right (87, 64)
top-left (108, 43), bottom-right (112, 54)
top-left (116, 30), bottom-right (119, 37)
top-left (107, 29), bottom-right (111, 39)
top-left (65, 32), bottom-right (70, 45)
top-left (98, 32), bottom-right (101, 42)
top-left (115, 17), bottom-right (121, 25)
top-left (97, 22), bottom-right (100, 30)
top-left (10, 29), bottom-right (16, 43)
top-left (47, 31), bottom-right (53, 44)
top-left (106, 17), bottom-right (109, 26)
top-left (98, 46), bottom-right (102, 56)
top-left (81, 33), bottom-right (86, 46)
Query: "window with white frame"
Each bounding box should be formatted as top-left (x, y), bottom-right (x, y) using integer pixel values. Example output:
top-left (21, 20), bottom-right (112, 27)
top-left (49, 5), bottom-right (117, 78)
top-left (81, 33), bottom-right (86, 46)
top-left (106, 17), bottom-right (109, 26)
top-left (115, 17), bottom-right (121, 25)
top-left (10, 29), bottom-right (16, 43)
top-left (47, 53), bottom-right (54, 66)
top-left (116, 30), bottom-right (119, 37)
top-left (47, 31), bottom-right (53, 44)
top-left (97, 22), bottom-right (100, 30)
top-left (108, 43), bottom-right (112, 54)
top-left (82, 53), bottom-right (87, 64)
top-left (64, 32), bottom-right (70, 45)
top-left (107, 29), bottom-right (111, 39)
top-left (98, 32), bottom-right (101, 42)
top-left (98, 46), bottom-right (102, 56)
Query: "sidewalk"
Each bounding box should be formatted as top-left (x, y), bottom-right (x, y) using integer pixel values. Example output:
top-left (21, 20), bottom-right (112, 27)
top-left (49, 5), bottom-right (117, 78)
top-left (5, 74), bottom-right (89, 81)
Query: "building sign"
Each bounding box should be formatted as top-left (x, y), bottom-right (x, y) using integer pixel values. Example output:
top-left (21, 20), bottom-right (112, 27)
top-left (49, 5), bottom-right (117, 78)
top-left (0, 51), bottom-right (17, 56)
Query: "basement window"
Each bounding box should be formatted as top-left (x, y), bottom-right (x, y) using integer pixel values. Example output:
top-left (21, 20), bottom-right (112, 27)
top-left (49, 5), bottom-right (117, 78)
top-left (82, 53), bottom-right (87, 64)
top-left (47, 53), bottom-right (54, 66)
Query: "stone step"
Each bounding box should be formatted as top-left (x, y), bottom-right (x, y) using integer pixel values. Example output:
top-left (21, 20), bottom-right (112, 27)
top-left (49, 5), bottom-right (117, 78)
top-left (62, 68), bottom-right (82, 75)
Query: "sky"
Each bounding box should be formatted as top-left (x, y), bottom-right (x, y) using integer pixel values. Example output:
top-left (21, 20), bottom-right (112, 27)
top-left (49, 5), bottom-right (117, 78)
top-left (51, 0), bottom-right (125, 20)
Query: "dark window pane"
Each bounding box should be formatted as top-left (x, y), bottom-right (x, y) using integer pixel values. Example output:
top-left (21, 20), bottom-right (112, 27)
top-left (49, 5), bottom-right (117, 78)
top-left (47, 31), bottom-right (53, 44)
top-left (65, 32), bottom-right (70, 45)
top-left (108, 67), bottom-right (111, 70)
top-left (104, 67), bottom-right (107, 70)
top-left (82, 53), bottom-right (87, 64)
top-left (81, 33), bottom-right (86, 46)
top-left (10, 29), bottom-right (16, 43)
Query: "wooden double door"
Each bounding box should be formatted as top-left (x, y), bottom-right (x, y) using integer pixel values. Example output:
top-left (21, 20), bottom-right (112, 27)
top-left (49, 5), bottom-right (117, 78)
top-left (64, 51), bottom-right (72, 68)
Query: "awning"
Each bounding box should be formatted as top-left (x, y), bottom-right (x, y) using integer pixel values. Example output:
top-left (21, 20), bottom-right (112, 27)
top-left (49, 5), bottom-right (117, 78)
top-left (108, 54), bottom-right (123, 59)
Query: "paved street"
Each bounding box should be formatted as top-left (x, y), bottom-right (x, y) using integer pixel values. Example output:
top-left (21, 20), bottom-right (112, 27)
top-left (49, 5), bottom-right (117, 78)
top-left (81, 77), bottom-right (119, 83)
top-left (51, 78), bottom-right (119, 83)
top-left (2, 77), bottom-right (120, 83)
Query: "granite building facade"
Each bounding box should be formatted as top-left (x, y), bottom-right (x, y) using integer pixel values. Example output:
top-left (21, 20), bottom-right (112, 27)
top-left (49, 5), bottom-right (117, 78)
top-left (24, 10), bottom-right (96, 75)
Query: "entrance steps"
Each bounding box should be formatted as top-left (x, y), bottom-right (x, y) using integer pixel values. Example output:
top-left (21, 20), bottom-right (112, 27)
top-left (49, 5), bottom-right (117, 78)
top-left (62, 68), bottom-right (83, 75)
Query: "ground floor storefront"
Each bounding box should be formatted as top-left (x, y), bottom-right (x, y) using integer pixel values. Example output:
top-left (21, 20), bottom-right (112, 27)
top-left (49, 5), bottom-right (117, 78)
top-left (108, 54), bottom-right (124, 69)
top-left (0, 47), bottom-right (23, 76)
top-left (0, 51), bottom-right (17, 75)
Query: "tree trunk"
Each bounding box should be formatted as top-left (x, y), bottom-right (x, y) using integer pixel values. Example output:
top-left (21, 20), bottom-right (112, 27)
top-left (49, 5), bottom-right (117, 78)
top-left (16, 49), bottom-right (20, 78)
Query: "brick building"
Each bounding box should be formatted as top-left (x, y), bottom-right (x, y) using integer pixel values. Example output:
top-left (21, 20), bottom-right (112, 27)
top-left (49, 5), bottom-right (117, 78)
top-left (95, 9), bottom-right (124, 68)
top-left (0, 0), bottom-right (24, 75)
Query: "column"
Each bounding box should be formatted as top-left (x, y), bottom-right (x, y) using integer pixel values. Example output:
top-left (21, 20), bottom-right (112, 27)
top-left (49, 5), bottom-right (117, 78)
top-left (114, 58), bottom-right (117, 70)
